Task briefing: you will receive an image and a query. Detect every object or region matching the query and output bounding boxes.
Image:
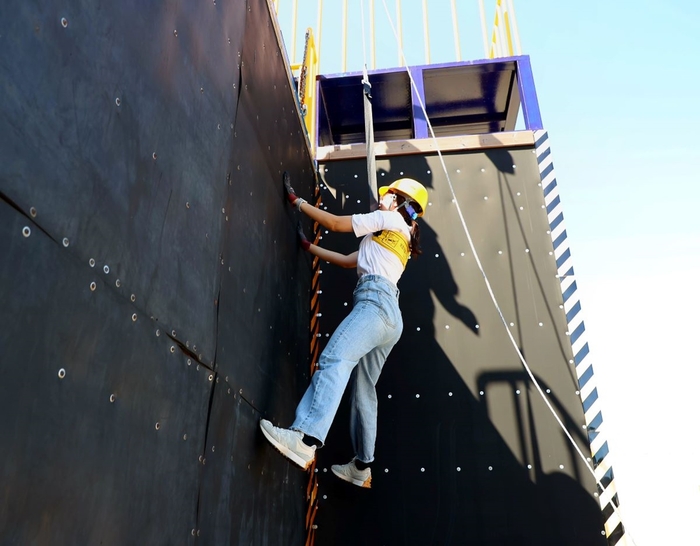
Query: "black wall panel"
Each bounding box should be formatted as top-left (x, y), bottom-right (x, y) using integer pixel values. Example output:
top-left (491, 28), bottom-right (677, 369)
top-left (1, 0), bottom-right (314, 544)
top-left (0, 200), bottom-right (212, 544)
top-left (0, 0), bottom-right (248, 362)
top-left (311, 149), bottom-right (607, 545)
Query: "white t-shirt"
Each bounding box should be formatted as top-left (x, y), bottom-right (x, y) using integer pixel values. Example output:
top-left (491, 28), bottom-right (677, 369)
top-left (351, 210), bottom-right (411, 286)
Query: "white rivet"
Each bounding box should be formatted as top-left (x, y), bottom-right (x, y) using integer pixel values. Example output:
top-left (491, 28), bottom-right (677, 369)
top-left (209, 374), bottom-right (214, 381)
top-left (559, 464), bottom-right (564, 470)
top-left (460, 252), bottom-right (464, 256)
top-left (546, 389), bottom-right (551, 393)
top-left (170, 346), bottom-right (175, 353)
top-left (130, 294), bottom-right (136, 302)
top-left (427, 170), bottom-right (431, 174)
top-left (183, 434), bottom-right (187, 440)
top-left (110, 394), bottom-right (116, 403)
top-left (131, 313), bottom-right (137, 322)
top-left (344, 302), bottom-right (348, 306)
top-left (483, 196), bottom-right (488, 200)
top-left (456, 467), bottom-right (461, 471)
top-left (58, 368), bottom-right (66, 379)
top-left (475, 324), bottom-right (479, 329)
top-left (103, 265), bottom-right (110, 274)
top-left (415, 394), bottom-right (420, 398)
top-left (152, 152), bottom-right (157, 160)
top-left (357, 200), bottom-right (361, 203)
top-left (61, 17), bottom-right (68, 27)
top-left (385, 468), bottom-right (389, 473)
top-left (480, 168), bottom-right (485, 172)
top-left (435, 253), bottom-right (439, 258)
top-left (89, 282), bottom-right (96, 291)
top-left (155, 329), bottom-right (160, 336)
top-left (445, 325), bottom-right (449, 329)
top-left (527, 464), bottom-right (532, 469)
top-left (448, 392), bottom-right (453, 396)
top-left (399, 172), bottom-right (404, 175)
top-left (323, 495), bottom-right (327, 500)
top-left (115, 97), bottom-right (121, 106)
top-left (89, 258), bottom-right (95, 267)
top-left (416, 327), bottom-right (421, 331)
top-left (525, 248), bottom-right (530, 253)
top-left (519, 206), bottom-right (524, 211)
top-left (516, 389), bottom-right (520, 394)
top-left (498, 250), bottom-right (503, 255)
top-left (516, 192), bottom-right (521, 196)
top-left (479, 391), bottom-right (484, 395)
top-left (509, 322), bottom-right (514, 327)
top-left (22, 226), bottom-right (31, 237)
top-left (538, 322), bottom-right (543, 327)
top-left (29, 207), bottom-right (37, 217)
top-left (428, 202), bottom-right (432, 206)
top-left (575, 390), bottom-right (580, 395)
top-left (456, 169), bottom-right (461, 173)
top-left (488, 466), bottom-right (493, 471)
top-left (569, 359), bottom-right (574, 364)
top-left (155, 422), bottom-right (160, 430)
top-left (512, 165), bottom-right (517, 169)
top-left (420, 467), bottom-right (425, 472)
top-left (354, 174), bottom-right (358, 178)
top-left (62, 238), bottom-right (69, 247)
top-left (388, 394), bottom-right (392, 399)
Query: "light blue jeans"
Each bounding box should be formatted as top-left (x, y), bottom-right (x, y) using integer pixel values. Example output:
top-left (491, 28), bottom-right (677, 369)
top-left (292, 274), bottom-right (403, 463)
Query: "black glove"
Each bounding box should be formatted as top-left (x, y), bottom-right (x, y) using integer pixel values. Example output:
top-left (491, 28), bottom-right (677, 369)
top-left (283, 171), bottom-right (297, 202)
top-left (297, 221), bottom-right (311, 251)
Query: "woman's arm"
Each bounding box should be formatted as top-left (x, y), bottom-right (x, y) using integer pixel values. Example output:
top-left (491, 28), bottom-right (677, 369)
top-left (283, 172), bottom-right (353, 232)
top-left (308, 246), bottom-right (358, 268)
top-left (298, 201), bottom-right (353, 233)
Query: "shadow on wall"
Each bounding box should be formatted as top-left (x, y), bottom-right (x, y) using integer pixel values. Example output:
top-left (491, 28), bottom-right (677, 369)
top-left (310, 146), bottom-right (606, 545)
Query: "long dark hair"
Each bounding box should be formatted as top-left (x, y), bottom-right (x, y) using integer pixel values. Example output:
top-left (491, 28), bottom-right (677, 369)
top-left (396, 195), bottom-right (422, 257)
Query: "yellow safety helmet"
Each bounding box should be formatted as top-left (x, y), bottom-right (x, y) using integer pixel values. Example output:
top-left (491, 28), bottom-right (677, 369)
top-left (378, 178), bottom-right (428, 217)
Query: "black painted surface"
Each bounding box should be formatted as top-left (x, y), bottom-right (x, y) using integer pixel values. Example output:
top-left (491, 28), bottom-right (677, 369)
top-left (312, 150), bottom-right (607, 546)
top-left (0, 200), bottom-right (211, 544)
top-left (0, 0), bottom-right (313, 544)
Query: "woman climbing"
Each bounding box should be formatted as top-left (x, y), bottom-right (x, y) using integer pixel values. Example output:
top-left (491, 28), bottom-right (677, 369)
top-left (260, 172), bottom-right (428, 488)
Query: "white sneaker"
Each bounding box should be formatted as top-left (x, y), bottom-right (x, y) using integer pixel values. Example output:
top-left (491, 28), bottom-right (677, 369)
top-left (331, 458), bottom-right (372, 488)
top-left (259, 419), bottom-right (316, 470)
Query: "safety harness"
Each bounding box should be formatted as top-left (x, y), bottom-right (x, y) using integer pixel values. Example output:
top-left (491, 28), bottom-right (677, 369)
top-left (372, 230), bottom-right (410, 268)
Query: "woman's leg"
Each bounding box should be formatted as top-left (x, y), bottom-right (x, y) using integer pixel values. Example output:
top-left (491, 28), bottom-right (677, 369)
top-left (292, 278), bottom-right (401, 443)
top-left (349, 324), bottom-right (402, 463)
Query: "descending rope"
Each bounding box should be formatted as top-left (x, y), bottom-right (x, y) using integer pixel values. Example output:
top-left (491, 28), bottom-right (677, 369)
top-left (378, 3), bottom-right (633, 539)
top-left (360, 0), bottom-right (379, 211)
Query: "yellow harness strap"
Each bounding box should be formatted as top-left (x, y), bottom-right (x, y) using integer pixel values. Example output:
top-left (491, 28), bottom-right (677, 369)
top-left (372, 230), bottom-right (410, 268)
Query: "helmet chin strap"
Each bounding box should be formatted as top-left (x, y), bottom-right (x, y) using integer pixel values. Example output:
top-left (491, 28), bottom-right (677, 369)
top-left (396, 200), bottom-right (418, 220)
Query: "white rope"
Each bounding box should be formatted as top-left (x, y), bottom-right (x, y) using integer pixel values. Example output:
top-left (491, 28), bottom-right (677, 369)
top-left (360, 0), bottom-right (369, 70)
top-left (378, 3), bottom-right (635, 542)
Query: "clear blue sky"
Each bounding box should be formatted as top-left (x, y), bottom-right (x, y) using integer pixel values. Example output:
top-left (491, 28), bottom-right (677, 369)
top-left (278, 2), bottom-right (700, 543)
